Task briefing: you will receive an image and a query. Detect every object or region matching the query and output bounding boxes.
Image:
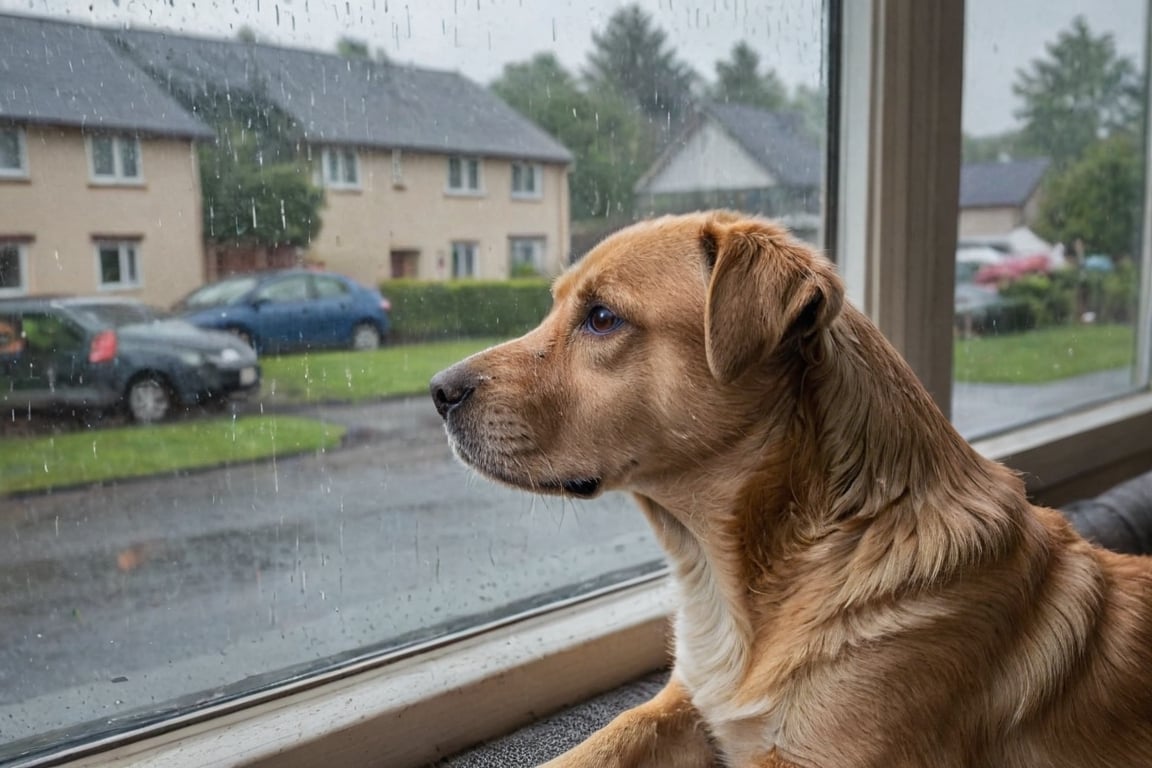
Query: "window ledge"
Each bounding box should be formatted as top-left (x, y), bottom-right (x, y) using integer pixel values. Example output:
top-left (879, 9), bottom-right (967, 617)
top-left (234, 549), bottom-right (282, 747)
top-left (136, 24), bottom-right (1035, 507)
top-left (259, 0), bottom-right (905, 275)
top-left (50, 576), bottom-right (673, 768)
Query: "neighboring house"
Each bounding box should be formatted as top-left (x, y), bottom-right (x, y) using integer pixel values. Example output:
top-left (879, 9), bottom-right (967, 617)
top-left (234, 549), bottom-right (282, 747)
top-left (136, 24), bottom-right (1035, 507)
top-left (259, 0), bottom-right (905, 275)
top-left (0, 14), bottom-right (214, 307)
top-left (634, 102), bottom-right (823, 244)
top-left (112, 29), bottom-right (574, 283)
top-left (957, 157), bottom-right (1051, 238)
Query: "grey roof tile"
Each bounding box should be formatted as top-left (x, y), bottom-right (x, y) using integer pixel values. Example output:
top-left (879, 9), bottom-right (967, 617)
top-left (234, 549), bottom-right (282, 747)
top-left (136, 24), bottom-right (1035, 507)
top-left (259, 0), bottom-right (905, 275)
top-left (0, 13), bottom-right (213, 138)
top-left (959, 157), bottom-right (1051, 208)
top-left (112, 28), bottom-right (573, 163)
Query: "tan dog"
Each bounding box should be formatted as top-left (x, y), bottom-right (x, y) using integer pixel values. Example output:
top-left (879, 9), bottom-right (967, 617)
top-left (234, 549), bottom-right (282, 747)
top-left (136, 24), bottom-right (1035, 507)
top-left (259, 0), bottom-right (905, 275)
top-left (429, 211), bottom-right (1152, 768)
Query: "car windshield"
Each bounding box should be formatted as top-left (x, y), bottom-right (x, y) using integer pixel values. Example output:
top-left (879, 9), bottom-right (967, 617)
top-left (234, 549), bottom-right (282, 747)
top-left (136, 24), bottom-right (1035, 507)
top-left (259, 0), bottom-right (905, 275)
top-left (178, 277), bottom-right (259, 309)
top-left (71, 302), bottom-right (168, 328)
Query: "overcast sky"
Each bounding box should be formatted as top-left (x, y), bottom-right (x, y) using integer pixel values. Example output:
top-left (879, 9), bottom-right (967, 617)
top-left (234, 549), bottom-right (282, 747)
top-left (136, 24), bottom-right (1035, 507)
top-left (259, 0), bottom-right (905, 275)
top-left (0, 0), bottom-right (1144, 136)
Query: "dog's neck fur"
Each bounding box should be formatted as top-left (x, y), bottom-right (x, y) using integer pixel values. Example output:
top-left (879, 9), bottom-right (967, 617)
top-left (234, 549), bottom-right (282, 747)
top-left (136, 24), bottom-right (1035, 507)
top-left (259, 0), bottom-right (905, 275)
top-left (636, 305), bottom-right (1039, 755)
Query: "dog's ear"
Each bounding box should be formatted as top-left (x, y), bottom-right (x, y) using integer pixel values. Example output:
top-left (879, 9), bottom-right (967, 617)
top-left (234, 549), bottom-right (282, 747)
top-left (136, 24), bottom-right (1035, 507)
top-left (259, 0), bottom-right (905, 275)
top-left (701, 216), bottom-right (844, 384)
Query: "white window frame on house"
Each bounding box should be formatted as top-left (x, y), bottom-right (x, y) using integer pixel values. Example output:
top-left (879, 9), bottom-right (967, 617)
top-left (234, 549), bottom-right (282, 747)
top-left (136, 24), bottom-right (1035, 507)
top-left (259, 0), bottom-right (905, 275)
top-left (509, 236), bottom-right (546, 276)
top-left (39, 2), bottom-right (1152, 767)
top-left (87, 134), bottom-right (143, 185)
top-left (446, 155), bottom-right (483, 195)
top-left (321, 146), bottom-right (361, 190)
top-left (0, 240), bottom-right (28, 296)
top-left (510, 161), bottom-right (542, 199)
top-left (0, 125), bottom-right (28, 179)
top-left (94, 240), bottom-right (142, 290)
top-left (451, 240), bottom-right (479, 278)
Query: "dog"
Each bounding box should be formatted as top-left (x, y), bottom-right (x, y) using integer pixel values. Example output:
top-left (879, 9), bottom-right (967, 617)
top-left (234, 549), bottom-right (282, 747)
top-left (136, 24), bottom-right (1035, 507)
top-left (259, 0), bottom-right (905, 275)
top-left (429, 211), bottom-right (1152, 767)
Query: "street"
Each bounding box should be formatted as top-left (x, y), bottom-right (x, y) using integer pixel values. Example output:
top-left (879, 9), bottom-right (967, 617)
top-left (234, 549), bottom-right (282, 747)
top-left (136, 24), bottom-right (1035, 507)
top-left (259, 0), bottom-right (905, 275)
top-left (0, 397), bottom-right (663, 753)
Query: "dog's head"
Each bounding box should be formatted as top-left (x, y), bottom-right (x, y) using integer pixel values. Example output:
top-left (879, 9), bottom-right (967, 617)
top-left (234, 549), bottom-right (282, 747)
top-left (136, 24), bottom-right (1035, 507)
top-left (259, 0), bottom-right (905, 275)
top-left (429, 211), bottom-right (844, 500)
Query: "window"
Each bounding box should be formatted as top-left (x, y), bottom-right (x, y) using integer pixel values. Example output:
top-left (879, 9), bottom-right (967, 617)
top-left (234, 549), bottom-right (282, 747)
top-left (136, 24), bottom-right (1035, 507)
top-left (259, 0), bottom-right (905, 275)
top-left (0, 126), bottom-right (27, 178)
top-left (88, 135), bottom-right (142, 183)
top-left (447, 155), bottom-right (482, 193)
top-left (314, 275), bottom-right (350, 298)
top-left (322, 146), bottom-right (360, 189)
top-left (255, 275), bottom-right (310, 302)
top-left (0, 241), bottom-right (27, 295)
top-left (511, 161), bottom-right (541, 198)
top-left (7, 3), bottom-right (1152, 768)
top-left (95, 241), bottom-right (140, 288)
top-left (951, 1), bottom-right (1148, 439)
top-left (509, 236), bottom-right (546, 276)
top-left (452, 240), bottom-right (479, 278)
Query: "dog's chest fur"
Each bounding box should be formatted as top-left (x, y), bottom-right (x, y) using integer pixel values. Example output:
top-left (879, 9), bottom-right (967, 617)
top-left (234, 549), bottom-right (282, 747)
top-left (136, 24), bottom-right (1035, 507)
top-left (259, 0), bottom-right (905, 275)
top-left (666, 529), bottom-right (785, 765)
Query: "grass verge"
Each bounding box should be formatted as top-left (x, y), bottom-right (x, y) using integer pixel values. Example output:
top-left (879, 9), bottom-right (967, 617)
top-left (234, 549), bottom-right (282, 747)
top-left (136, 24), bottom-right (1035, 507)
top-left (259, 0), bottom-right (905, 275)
top-left (0, 415), bottom-right (345, 495)
top-left (259, 337), bottom-right (502, 404)
top-left (954, 323), bottom-right (1134, 383)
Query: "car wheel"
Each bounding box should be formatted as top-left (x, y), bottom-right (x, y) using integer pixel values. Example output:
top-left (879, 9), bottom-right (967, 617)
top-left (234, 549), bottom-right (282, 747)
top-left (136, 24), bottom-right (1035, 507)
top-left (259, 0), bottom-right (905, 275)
top-left (351, 322), bottom-right (381, 351)
top-left (126, 375), bottom-right (174, 424)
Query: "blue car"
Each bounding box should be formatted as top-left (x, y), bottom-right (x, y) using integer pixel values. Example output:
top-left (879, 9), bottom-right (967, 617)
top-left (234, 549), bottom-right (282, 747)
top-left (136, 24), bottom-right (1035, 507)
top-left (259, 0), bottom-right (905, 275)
top-left (175, 270), bottom-right (392, 354)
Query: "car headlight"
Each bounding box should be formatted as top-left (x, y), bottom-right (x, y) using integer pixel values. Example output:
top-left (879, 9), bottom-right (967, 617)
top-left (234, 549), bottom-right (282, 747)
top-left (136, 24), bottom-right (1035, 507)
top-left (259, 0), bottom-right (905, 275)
top-left (218, 348), bottom-right (241, 363)
top-left (178, 350), bottom-right (205, 366)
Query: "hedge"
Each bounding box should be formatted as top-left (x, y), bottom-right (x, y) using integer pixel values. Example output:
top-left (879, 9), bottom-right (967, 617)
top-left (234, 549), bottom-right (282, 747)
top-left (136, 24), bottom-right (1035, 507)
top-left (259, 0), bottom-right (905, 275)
top-left (380, 279), bottom-right (553, 341)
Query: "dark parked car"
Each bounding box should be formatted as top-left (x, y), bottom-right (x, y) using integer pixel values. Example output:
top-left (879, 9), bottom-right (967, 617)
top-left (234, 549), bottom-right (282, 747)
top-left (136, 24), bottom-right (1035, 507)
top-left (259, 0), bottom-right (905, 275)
top-left (0, 296), bottom-right (260, 423)
top-left (174, 270), bottom-right (392, 354)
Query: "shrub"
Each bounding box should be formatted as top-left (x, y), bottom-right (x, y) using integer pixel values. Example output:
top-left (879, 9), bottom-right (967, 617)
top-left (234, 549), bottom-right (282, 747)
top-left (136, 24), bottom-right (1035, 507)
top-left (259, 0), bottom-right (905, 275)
top-left (380, 279), bottom-right (553, 342)
top-left (998, 273), bottom-right (1076, 328)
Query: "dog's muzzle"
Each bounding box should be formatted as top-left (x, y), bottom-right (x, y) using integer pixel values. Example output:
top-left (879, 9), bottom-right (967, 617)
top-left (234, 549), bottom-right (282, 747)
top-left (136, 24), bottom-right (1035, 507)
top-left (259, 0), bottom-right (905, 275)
top-left (429, 363), bottom-right (476, 420)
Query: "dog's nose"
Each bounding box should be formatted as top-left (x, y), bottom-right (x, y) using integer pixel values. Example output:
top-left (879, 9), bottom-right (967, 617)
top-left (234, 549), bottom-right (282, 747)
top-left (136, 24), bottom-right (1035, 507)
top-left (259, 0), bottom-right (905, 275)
top-left (429, 364), bottom-right (476, 420)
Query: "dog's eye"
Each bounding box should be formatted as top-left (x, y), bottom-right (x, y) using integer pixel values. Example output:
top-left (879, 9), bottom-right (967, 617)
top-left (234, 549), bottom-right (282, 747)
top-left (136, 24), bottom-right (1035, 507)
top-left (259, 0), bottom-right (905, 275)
top-left (584, 306), bottom-right (623, 336)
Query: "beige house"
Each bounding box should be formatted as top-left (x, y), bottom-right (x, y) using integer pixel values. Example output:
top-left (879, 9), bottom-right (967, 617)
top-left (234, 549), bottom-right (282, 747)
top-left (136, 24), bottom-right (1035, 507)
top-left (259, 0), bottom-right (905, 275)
top-left (0, 14), bottom-right (215, 307)
top-left (957, 157), bottom-right (1050, 238)
top-left (115, 29), bottom-right (574, 285)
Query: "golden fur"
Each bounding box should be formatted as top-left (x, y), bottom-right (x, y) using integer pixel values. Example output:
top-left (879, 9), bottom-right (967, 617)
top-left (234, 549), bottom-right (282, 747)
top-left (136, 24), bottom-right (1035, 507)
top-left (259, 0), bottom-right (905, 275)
top-left (429, 211), bottom-right (1152, 767)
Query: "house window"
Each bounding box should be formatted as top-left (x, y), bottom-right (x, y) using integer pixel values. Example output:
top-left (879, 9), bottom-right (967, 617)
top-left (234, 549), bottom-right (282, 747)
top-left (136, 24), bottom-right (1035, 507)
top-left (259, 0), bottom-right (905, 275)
top-left (88, 135), bottom-right (142, 183)
top-left (95, 241), bottom-right (141, 289)
top-left (322, 147), bottom-right (360, 189)
top-left (511, 162), bottom-right (541, 198)
top-left (447, 156), bottom-right (482, 193)
top-left (0, 126), bottom-right (27, 178)
top-left (509, 236), bottom-right (546, 276)
top-left (451, 241), bottom-right (479, 278)
top-left (0, 241), bottom-right (27, 295)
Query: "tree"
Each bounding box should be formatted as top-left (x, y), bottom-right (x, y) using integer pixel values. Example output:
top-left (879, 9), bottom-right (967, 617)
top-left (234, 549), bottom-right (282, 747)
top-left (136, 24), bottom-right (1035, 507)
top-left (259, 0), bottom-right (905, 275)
top-left (1014, 16), bottom-right (1141, 168)
top-left (492, 53), bottom-right (655, 220)
top-left (710, 42), bottom-right (788, 110)
top-left (199, 124), bottom-right (324, 249)
top-left (336, 36), bottom-right (389, 63)
top-left (1035, 133), bottom-right (1141, 257)
top-left (584, 4), bottom-right (697, 128)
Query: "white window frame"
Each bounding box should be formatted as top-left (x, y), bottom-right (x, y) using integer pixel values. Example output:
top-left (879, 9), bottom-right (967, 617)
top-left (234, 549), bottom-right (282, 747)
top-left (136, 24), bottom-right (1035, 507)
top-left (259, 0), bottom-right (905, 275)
top-left (0, 125), bottom-right (28, 179)
top-left (510, 161), bottom-right (542, 199)
top-left (451, 240), bottom-right (479, 278)
top-left (0, 241), bottom-right (28, 296)
top-left (87, 134), bottom-right (143, 185)
top-left (321, 146), bottom-right (361, 190)
top-left (446, 155), bottom-right (483, 195)
top-left (509, 236), bottom-right (546, 275)
top-left (38, 3), bottom-right (1152, 766)
top-left (94, 240), bottom-right (142, 291)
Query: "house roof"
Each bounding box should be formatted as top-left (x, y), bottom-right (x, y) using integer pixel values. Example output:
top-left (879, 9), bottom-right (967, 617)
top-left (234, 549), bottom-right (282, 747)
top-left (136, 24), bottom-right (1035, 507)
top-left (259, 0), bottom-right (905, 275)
top-left (704, 102), bottom-right (822, 187)
top-left (0, 13), bottom-right (213, 139)
top-left (959, 157), bottom-right (1051, 208)
top-left (111, 28), bottom-right (573, 164)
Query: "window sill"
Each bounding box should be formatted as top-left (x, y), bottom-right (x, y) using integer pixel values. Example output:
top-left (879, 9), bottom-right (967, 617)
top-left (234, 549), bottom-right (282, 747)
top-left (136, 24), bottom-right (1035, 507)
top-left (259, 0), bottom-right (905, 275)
top-left (444, 189), bottom-right (485, 198)
top-left (0, 172), bottom-right (30, 183)
top-left (87, 180), bottom-right (146, 189)
top-left (41, 393), bottom-right (1152, 768)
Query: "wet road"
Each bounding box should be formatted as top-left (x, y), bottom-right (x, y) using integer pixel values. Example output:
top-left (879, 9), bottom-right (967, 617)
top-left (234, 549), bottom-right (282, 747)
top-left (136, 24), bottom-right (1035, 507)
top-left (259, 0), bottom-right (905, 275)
top-left (0, 397), bottom-right (663, 751)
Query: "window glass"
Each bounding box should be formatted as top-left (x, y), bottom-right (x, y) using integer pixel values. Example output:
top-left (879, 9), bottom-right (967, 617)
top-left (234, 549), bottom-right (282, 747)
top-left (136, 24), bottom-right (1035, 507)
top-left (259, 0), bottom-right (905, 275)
top-left (90, 135), bottom-right (116, 177)
top-left (0, 126), bottom-right (24, 173)
top-left (954, 1), bottom-right (1148, 437)
top-left (0, 1), bottom-right (828, 760)
top-left (0, 243), bottom-right (24, 292)
top-left (314, 275), bottom-right (350, 297)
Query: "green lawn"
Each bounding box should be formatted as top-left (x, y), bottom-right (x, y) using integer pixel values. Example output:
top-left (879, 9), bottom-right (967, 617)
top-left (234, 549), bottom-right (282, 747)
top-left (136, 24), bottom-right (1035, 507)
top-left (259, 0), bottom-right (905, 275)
top-left (954, 324), bottom-right (1134, 383)
top-left (0, 416), bottom-right (345, 495)
top-left (259, 337), bottom-right (501, 404)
